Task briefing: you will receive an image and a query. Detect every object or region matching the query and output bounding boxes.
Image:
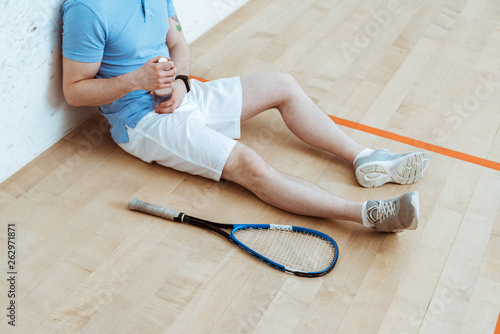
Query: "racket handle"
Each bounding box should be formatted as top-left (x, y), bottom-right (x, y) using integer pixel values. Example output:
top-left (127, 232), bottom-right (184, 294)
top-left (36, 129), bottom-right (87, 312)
top-left (128, 198), bottom-right (181, 221)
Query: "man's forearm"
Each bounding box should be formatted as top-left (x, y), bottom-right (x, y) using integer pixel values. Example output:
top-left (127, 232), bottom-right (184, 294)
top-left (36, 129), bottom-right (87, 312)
top-left (169, 42), bottom-right (191, 77)
top-left (65, 72), bottom-right (136, 107)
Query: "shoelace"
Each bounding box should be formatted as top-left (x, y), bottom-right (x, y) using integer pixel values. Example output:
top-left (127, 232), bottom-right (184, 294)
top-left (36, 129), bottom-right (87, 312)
top-left (374, 200), bottom-right (397, 223)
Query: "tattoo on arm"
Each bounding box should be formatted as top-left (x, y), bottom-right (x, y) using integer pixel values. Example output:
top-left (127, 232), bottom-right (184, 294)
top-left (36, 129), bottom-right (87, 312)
top-left (172, 15), bottom-right (182, 32)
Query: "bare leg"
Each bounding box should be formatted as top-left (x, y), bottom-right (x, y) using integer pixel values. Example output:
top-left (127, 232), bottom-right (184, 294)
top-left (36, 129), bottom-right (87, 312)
top-left (220, 73), bottom-right (423, 230)
top-left (220, 72), bottom-right (366, 222)
top-left (222, 144), bottom-right (363, 224)
top-left (240, 73), bottom-right (366, 163)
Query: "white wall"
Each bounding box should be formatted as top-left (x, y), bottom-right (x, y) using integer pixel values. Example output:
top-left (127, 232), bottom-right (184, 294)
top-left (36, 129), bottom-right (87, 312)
top-left (0, 0), bottom-right (249, 183)
top-left (176, 0), bottom-right (249, 44)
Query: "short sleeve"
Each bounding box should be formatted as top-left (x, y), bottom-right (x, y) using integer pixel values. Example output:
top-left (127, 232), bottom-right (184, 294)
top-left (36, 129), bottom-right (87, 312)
top-left (61, 1), bottom-right (106, 63)
top-left (166, 0), bottom-right (176, 17)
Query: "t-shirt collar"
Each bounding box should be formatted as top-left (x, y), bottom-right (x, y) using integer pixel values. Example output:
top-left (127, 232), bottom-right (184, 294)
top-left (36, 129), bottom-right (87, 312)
top-left (141, 0), bottom-right (152, 22)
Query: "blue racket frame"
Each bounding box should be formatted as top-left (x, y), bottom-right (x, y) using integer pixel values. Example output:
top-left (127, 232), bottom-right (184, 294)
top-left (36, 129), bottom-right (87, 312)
top-left (229, 224), bottom-right (339, 277)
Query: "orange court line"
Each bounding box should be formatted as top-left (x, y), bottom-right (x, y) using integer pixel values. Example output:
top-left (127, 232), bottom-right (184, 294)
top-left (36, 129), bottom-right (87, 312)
top-left (190, 75), bottom-right (208, 82)
top-left (189, 76), bottom-right (500, 171)
top-left (329, 115), bottom-right (500, 171)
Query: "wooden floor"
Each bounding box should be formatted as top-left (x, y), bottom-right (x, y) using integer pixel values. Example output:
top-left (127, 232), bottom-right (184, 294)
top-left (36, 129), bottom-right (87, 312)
top-left (2, 0), bottom-right (500, 332)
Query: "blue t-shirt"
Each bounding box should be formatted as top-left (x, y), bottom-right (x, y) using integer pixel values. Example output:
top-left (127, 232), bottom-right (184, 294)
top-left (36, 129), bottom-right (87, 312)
top-left (61, 0), bottom-right (177, 143)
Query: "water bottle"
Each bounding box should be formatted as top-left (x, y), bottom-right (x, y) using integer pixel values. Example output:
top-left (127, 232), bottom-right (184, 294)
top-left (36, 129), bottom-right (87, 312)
top-left (153, 57), bottom-right (172, 109)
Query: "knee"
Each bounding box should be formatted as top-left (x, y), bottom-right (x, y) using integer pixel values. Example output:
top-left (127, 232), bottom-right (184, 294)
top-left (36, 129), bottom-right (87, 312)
top-left (273, 72), bottom-right (304, 105)
top-left (246, 158), bottom-right (272, 188)
top-left (276, 72), bottom-right (300, 92)
top-left (237, 149), bottom-right (273, 186)
top-left (222, 145), bottom-right (273, 188)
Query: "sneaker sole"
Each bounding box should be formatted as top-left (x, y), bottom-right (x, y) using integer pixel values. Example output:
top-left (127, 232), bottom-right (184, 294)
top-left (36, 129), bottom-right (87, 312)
top-left (409, 191), bottom-right (419, 230)
top-left (397, 191), bottom-right (420, 232)
top-left (356, 152), bottom-right (431, 188)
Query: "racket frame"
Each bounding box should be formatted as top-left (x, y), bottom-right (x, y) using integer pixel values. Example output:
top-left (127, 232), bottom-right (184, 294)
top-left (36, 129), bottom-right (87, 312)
top-left (129, 198), bottom-right (339, 277)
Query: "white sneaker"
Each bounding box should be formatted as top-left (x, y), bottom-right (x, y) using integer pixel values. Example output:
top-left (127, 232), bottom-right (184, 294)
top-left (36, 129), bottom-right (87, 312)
top-left (365, 191), bottom-right (419, 232)
top-left (354, 148), bottom-right (431, 188)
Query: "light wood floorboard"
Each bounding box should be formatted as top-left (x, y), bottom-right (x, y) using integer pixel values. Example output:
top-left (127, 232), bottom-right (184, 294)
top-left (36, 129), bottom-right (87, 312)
top-left (1, 0), bottom-right (499, 333)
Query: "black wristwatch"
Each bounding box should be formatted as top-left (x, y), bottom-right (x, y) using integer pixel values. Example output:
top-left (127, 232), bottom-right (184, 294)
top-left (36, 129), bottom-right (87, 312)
top-left (175, 75), bottom-right (190, 93)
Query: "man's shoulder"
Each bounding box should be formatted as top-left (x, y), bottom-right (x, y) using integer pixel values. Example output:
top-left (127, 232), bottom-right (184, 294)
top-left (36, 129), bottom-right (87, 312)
top-left (63, 0), bottom-right (99, 10)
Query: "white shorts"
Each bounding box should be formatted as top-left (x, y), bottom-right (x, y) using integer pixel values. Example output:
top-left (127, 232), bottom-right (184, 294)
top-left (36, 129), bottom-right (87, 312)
top-left (118, 77), bottom-right (242, 181)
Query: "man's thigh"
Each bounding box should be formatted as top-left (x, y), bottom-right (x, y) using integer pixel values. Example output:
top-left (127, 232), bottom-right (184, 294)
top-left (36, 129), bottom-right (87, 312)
top-left (240, 72), bottom-right (296, 121)
top-left (191, 77), bottom-right (242, 138)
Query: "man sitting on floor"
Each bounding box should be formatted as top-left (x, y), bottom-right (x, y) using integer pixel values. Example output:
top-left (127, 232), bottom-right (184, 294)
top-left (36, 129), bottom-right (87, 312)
top-left (61, 0), bottom-right (431, 232)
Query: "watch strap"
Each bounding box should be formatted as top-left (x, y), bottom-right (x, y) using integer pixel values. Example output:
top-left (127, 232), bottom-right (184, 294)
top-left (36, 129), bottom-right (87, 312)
top-left (175, 75), bottom-right (190, 93)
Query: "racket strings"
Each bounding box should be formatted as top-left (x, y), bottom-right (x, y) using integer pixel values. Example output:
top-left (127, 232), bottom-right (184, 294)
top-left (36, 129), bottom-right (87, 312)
top-left (233, 228), bottom-right (336, 272)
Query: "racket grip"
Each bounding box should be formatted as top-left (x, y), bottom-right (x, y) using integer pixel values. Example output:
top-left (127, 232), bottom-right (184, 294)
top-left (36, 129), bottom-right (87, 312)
top-left (128, 198), bottom-right (181, 221)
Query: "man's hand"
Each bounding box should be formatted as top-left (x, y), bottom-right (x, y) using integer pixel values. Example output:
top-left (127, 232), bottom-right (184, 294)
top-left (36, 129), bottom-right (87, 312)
top-left (131, 55), bottom-right (177, 92)
top-left (154, 80), bottom-right (187, 114)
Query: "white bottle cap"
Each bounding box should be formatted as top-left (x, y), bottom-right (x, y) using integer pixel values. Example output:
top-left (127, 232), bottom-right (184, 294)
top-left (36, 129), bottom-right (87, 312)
top-left (158, 57), bottom-right (169, 63)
